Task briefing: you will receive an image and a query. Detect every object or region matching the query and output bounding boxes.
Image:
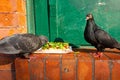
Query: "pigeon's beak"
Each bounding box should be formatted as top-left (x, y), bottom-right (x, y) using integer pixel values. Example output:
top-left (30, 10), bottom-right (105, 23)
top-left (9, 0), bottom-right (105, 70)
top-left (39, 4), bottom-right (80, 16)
top-left (86, 17), bottom-right (89, 20)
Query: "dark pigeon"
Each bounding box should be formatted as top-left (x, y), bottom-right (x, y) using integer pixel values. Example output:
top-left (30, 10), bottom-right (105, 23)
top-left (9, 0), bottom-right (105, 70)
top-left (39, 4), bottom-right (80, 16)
top-left (84, 13), bottom-right (120, 57)
top-left (0, 33), bottom-right (48, 58)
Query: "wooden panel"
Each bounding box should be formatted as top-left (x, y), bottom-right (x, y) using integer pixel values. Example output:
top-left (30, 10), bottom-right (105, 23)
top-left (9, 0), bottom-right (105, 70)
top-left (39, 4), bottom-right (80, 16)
top-left (34, 0), bottom-right (49, 37)
top-left (48, 0), bottom-right (120, 46)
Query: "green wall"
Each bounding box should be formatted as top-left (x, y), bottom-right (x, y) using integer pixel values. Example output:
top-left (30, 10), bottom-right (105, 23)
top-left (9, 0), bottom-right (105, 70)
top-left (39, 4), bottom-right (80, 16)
top-left (33, 0), bottom-right (120, 47)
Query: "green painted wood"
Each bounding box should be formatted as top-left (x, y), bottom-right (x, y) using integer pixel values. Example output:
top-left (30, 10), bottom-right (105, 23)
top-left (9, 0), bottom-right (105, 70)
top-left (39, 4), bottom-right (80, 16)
top-left (33, 0), bottom-right (120, 47)
top-left (26, 0), bottom-right (35, 34)
top-left (52, 0), bottom-right (120, 47)
top-left (49, 0), bottom-right (57, 41)
top-left (34, 0), bottom-right (49, 37)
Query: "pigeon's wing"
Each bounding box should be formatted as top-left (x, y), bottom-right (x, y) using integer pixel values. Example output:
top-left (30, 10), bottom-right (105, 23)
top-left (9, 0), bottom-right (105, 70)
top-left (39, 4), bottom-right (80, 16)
top-left (0, 34), bottom-right (37, 54)
top-left (14, 34), bottom-right (42, 53)
top-left (0, 35), bottom-right (22, 54)
top-left (94, 29), bottom-right (118, 48)
top-left (16, 34), bottom-right (48, 53)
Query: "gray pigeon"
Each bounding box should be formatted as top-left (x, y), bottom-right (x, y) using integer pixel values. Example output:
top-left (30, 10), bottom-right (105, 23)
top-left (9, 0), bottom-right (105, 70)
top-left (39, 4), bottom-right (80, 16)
top-left (0, 33), bottom-right (48, 58)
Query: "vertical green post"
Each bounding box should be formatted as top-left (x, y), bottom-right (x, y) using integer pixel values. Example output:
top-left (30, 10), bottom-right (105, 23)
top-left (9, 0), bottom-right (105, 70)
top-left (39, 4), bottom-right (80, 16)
top-left (26, 0), bottom-right (35, 34)
top-left (34, 0), bottom-right (49, 37)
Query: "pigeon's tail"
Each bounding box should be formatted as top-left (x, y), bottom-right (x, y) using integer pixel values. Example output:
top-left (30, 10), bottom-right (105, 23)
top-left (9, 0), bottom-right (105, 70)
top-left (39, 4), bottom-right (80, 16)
top-left (115, 43), bottom-right (120, 50)
top-left (0, 44), bottom-right (21, 54)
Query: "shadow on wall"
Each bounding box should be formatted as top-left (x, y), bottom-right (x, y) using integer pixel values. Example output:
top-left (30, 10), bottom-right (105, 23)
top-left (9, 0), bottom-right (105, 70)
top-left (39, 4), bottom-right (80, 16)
top-left (54, 37), bottom-right (78, 48)
top-left (0, 54), bottom-right (16, 65)
top-left (0, 54), bottom-right (16, 80)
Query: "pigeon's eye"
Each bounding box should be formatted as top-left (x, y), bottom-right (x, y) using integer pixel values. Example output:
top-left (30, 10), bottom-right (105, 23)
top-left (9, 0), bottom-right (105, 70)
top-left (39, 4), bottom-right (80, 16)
top-left (86, 16), bottom-right (90, 20)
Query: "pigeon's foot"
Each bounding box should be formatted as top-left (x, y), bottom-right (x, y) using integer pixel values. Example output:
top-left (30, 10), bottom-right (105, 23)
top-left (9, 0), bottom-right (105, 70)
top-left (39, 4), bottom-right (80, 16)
top-left (17, 53), bottom-right (30, 59)
top-left (16, 53), bottom-right (30, 59)
top-left (23, 53), bottom-right (30, 59)
top-left (90, 52), bottom-right (103, 58)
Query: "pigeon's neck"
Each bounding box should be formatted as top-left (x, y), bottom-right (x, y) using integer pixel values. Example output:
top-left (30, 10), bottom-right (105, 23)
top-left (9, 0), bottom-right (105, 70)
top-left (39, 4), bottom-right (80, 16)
top-left (85, 19), bottom-right (97, 32)
top-left (87, 19), bottom-right (96, 27)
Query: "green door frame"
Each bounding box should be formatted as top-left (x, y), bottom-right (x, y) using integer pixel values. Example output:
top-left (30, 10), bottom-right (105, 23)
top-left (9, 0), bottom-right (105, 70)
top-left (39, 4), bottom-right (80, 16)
top-left (26, 0), bottom-right (35, 34)
top-left (26, 0), bottom-right (49, 39)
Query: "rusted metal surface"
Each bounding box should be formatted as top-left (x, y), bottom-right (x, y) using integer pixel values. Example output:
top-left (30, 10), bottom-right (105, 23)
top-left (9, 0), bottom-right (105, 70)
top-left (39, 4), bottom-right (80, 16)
top-left (15, 48), bottom-right (120, 80)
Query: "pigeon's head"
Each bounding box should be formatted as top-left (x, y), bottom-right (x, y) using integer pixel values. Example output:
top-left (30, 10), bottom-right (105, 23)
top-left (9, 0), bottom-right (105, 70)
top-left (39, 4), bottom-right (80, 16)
top-left (39, 35), bottom-right (48, 45)
top-left (86, 13), bottom-right (94, 20)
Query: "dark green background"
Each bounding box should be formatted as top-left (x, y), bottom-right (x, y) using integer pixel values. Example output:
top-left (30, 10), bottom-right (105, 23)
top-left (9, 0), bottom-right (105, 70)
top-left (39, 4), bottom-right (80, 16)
top-left (33, 0), bottom-right (120, 47)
